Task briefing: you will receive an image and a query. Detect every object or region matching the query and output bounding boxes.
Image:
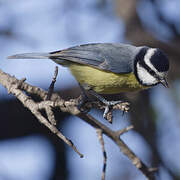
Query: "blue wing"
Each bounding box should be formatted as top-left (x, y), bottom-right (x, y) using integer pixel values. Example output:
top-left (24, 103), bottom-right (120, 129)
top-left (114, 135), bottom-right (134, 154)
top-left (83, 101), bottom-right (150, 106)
top-left (8, 43), bottom-right (142, 74)
top-left (50, 43), bottom-right (141, 74)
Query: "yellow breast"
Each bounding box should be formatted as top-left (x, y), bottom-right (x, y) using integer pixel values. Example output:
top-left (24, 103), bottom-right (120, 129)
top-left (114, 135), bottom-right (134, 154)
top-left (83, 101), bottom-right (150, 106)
top-left (69, 63), bottom-right (147, 94)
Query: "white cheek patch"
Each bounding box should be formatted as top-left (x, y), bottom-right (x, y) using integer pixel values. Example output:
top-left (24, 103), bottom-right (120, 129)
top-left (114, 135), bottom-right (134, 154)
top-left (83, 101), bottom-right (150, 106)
top-left (137, 63), bottom-right (158, 86)
top-left (144, 48), bottom-right (157, 72)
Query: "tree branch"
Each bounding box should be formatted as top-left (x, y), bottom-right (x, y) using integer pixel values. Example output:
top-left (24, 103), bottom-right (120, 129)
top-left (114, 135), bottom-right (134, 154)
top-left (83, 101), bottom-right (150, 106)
top-left (96, 128), bottom-right (107, 180)
top-left (0, 69), bottom-right (83, 158)
top-left (0, 68), bottom-right (155, 180)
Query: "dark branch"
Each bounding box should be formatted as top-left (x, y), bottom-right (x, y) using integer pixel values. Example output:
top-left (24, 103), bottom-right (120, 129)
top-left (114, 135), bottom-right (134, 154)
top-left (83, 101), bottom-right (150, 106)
top-left (96, 129), bottom-right (107, 180)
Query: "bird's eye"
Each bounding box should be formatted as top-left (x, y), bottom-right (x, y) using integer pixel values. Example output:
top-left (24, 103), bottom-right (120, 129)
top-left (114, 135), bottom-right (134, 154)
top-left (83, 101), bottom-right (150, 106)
top-left (148, 69), bottom-right (155, 76)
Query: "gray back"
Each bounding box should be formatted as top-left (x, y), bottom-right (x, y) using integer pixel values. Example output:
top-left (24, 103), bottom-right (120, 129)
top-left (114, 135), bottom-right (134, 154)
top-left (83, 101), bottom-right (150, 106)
top-left (51, 43), bottom-right (143, 74)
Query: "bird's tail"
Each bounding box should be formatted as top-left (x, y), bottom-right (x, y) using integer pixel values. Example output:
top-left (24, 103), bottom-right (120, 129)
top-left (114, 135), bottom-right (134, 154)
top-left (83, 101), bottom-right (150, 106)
top-left (7, 53), bottom-right (52, 59)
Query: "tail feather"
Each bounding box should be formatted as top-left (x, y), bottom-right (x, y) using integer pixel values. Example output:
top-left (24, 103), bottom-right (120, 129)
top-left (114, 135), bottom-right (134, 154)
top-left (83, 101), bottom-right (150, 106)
top-left (7, 53), bottom-right (51, 59)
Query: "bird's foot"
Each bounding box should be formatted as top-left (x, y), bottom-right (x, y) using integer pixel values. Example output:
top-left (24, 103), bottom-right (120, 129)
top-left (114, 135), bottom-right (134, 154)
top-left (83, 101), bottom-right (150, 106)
top-left (103, 100), bottom-right (123, 119)
top-left (77, 85), bottom-right (130, 122)
top-left (88, 90), bottom-right (129, 122)
top-left (102, 100), bottom-right (130, 122)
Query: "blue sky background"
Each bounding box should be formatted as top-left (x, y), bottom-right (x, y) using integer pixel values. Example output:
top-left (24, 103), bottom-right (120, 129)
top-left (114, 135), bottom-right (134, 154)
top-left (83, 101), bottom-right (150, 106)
top-left (0, 0), bottom-right (180, 180)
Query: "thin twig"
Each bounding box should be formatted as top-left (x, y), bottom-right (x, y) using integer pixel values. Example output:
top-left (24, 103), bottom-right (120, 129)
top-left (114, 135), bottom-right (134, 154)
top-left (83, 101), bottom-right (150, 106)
top-left (116, 125), bottom-right (134, 137)
top-left (45, 66), bottom-right (59, 125)
top-left (45, 106), bottom-right (56, 126)
top-left (46, 66), bottom-right (58, 100)
top-left (96, 129), bottom-right (107, 180)
top-left (77, 113), bottom-right (155, 180)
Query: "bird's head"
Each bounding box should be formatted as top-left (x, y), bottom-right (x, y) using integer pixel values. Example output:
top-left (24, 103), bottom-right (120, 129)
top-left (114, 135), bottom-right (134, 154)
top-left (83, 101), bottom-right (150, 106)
top-left (134, 47), bottom-right (169, 88)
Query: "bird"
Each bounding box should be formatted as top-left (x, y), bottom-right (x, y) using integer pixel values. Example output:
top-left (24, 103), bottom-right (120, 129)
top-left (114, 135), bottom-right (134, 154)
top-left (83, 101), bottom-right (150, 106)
top-left (8, 43), bottom-right (170, 118)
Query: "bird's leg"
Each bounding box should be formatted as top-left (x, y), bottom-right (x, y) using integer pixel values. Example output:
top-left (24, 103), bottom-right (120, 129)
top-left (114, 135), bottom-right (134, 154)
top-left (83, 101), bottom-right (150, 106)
top-left (78, 84), bottom-right (128, 120)
top-left (77, 83), bottom-right (92, 113)
top-left (88, 90), bottom-right (123, 119)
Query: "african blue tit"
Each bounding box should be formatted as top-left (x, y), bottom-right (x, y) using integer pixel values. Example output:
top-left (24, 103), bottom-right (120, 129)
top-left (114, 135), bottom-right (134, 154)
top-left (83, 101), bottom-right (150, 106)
top-left (8, 43), bottom-right (169, 117)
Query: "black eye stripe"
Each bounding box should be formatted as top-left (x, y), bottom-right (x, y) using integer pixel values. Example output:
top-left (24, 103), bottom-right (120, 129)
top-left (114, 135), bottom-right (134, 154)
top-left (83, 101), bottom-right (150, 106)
top-left (139, 59), bottom-right (157, 78)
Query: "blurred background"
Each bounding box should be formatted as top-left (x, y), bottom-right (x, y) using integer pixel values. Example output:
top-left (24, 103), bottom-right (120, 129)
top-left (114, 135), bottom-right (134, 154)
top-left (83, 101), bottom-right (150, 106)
top-left (0, 0), bottom-right (180, 179)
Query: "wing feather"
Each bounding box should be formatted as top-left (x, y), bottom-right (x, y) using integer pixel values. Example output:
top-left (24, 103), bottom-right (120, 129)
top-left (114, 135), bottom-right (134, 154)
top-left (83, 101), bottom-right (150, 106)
top-left (8, 43), bottom-right (142, 74)
top-left (50, 43), bottom-right (141, 74)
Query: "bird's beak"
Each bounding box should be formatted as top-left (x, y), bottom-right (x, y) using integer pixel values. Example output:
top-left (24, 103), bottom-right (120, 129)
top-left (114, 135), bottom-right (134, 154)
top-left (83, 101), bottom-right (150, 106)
top-left (160, 78), bottom-right (169, 88)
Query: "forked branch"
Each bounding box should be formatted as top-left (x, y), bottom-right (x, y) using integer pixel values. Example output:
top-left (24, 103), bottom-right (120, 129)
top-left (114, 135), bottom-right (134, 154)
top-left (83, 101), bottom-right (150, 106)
top-left (0, 68), bottom-right (156, 180)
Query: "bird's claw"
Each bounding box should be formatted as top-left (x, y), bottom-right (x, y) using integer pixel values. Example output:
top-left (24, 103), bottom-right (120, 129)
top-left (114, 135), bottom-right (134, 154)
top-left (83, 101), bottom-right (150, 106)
top-left (102, 100), bottom-right (122, 121)
top-left (103, 101), bottom-right (129, 122)
top-left (103, 106), bottom-right (110, 119)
